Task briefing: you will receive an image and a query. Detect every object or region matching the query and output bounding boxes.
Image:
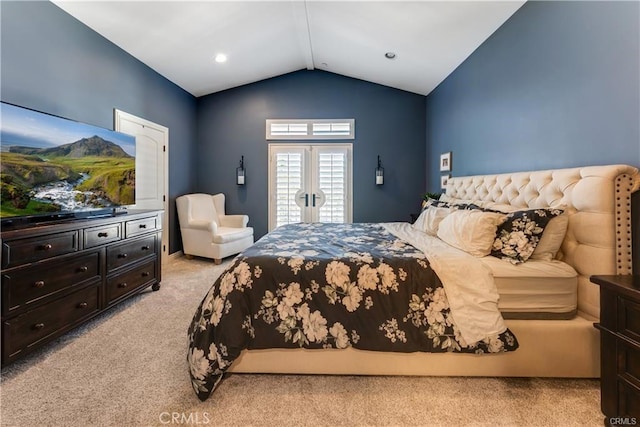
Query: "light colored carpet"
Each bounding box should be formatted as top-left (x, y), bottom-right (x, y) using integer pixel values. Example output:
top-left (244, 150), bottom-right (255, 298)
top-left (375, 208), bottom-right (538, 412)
top-left (1, 256), bottom-right (602, 427)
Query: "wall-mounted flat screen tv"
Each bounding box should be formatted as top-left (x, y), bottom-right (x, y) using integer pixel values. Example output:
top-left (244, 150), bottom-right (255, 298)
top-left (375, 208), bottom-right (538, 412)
top-left (0, 102), bottom-right (136, 222)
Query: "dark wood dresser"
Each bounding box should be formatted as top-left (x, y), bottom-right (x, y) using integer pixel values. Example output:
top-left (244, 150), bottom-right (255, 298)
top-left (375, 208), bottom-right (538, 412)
top-left (591, 275), bottom-right (640, 425)
top-left (1, 210), bottom-right (162, 365)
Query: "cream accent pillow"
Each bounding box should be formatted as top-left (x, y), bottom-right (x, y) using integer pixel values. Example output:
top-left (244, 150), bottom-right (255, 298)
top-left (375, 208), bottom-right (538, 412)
top-left (530, 210), bottom-right (571, 261)
top-left (412, 206), bottom-right (450, 235)
top-left (437, 210), bottom-right (507, 256)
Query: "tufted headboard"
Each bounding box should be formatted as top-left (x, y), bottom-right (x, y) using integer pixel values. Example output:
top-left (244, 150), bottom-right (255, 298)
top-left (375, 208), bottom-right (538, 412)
top-left (444, 164), bottom-right (639, 320)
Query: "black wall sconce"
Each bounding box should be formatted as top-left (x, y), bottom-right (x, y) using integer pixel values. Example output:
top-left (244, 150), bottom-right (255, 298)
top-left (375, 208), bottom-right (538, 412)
top-left (375, 155), bottom-right (384, 185)
top-left (236, 155), bottom-right (245, 185)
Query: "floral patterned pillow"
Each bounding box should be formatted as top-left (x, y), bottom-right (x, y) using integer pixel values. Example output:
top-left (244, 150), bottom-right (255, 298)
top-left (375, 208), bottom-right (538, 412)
top-left (422, 198), bottom-right (482, 212)
top-left (490, 208), bottom-right (564, 264)
top-left (422, 198), bottom-right (450, 210)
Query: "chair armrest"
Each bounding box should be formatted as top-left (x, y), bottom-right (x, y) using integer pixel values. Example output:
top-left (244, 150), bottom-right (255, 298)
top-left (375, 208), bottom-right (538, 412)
top-left (185, 219), bottom-right (218, 233)
top-left (219, 215), bottom-right (249, 228)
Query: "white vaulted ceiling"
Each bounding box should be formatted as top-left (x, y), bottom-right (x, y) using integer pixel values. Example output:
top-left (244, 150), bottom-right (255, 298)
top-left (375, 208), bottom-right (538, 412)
top-left (52, 1), bottom-right (525, 97)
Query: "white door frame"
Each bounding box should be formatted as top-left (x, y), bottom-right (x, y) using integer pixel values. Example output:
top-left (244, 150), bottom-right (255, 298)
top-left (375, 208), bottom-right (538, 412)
top-left (114, 109), bottom-right (169, 265)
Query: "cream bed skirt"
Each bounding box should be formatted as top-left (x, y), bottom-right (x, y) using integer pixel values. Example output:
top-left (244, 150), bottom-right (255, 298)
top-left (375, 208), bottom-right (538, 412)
top-left (229, 314), bottom-right (599, 378)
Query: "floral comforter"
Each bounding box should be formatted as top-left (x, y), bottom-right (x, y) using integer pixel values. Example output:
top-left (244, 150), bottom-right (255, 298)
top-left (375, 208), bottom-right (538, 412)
top-left (187, 223), bottom-right (518, 401)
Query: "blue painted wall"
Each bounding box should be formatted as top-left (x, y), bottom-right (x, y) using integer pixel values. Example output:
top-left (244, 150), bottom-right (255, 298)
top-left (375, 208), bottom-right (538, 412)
top-left (196, 70), bottom-right (426, 238)
top-left (425, 1), bottom-right (640, 192)
top-left (0, 1), bottom-right (198, 253)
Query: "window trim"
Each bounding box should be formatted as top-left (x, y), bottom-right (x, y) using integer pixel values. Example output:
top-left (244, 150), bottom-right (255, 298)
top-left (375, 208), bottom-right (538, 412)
top-left (266, 119), bottom-right (355, 140)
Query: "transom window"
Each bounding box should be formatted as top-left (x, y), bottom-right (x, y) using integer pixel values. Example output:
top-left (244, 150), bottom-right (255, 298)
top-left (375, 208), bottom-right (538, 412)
top-left (266, 119), bottom-right (355, 140)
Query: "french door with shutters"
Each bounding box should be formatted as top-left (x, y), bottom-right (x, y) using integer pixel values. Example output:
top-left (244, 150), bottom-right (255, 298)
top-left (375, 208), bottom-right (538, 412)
top-left (268, 144), bottom-right (353, 231)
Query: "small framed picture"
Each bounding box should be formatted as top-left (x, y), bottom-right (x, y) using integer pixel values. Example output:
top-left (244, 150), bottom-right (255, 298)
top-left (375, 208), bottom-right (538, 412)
top-left (440, 152), bottom-right (452, 172)
top-left (440, 174), bottom-right (451, 189)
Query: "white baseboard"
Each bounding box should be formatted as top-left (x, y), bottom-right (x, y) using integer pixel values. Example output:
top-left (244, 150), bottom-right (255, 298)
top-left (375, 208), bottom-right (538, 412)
top-left (168, 251), bottom-right (184, 262)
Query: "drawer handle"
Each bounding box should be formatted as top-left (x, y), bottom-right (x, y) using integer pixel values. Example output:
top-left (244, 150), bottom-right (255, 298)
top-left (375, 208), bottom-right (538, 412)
top-left (141, 245), bottom-right (150, 251)
top-left (139, 224), bottom-right (147, 229)
top-left (40, 243), bottom-right (53, 251)
top-left (34, 280), bottom-right (46, 288)
top-left (33, 323), bottom-right (45, 330)
top-left (118, 253), bottom-right (128, 259)
top-left (77, 302), bottom-right (88, 309)
top-left (78, 266), bottom-right (88, 273)
top-left (142, 271), bottom-right (150, 277)
top-left (118, 282), bottom-right (128, 288)
top-left (97, 232), bottom-right (109, 238)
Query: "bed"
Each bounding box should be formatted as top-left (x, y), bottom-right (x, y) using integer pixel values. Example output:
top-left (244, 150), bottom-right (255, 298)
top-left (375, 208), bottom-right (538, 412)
top-left (187, 164), bottom-right (638, 401)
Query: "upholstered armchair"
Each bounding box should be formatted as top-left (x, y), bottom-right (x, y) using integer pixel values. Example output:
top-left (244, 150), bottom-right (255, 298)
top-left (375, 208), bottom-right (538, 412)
top-left (176, 193), bottom-right (254, 264)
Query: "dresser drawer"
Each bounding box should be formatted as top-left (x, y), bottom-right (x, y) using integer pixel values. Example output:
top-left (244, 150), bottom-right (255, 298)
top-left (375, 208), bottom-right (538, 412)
top-left (618, 380), bottom-right (640, 417)
top-left (106, 235), bottom-right (156, 273)
top-left (2, 252), bottom-right (100, 315)
top-left (2, 285), bottom-right (99, 361)
top-left (618, 297), bottom-right (640, 344)
top-left (1, 231), bottom-right (78, 269)
top-left (125, 216), bottom-right (159, 238)
top-left (83, 223), bottom-right (121, 248)
top-left (619, 339), bottom-right (640, 383)
top-left (106, 259), bottom-right (156, 305)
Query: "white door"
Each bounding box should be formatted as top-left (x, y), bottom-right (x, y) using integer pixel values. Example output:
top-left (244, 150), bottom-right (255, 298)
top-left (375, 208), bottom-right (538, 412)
top-left (268, 144), bottom-right (352, 231)
top-left (114, 109), bottom-right (169, 265)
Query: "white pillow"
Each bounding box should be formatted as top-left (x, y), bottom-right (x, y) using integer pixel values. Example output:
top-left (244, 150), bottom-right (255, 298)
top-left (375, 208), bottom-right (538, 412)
top-left (438, 193), bottom-right (453, 203)
top-left (437, 210), bottom-right (506, 256)
top-left (530, 210), bottom-right (571, 261)
top-left (412, 206), bottom-right (450, 235)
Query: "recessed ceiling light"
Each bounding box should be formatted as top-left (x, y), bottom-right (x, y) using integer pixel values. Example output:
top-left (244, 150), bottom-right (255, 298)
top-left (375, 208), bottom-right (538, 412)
top-left (214, 54), bottom-right (227, 63)
top-left (384, 52), bottom-right (396, 60)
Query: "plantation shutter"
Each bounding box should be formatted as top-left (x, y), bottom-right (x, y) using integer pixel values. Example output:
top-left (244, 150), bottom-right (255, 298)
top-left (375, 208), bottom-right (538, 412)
top-left (274, 150), bottom-right (304, 228)
top-left (316, 150), bottom-right (347, 223)
top-left (266, 119), bottom-right (354, 140)
top-left (268, 144), bottom-right (352, 231)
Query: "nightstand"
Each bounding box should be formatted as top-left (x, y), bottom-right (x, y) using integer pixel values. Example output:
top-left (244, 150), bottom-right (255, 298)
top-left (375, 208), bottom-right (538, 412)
top-left (591, 275), bottom-right (640, 425)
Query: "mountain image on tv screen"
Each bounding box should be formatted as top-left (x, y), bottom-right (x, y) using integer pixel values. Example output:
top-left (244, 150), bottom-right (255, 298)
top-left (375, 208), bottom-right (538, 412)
top-left (0, 102), bottom-right (136, 218)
